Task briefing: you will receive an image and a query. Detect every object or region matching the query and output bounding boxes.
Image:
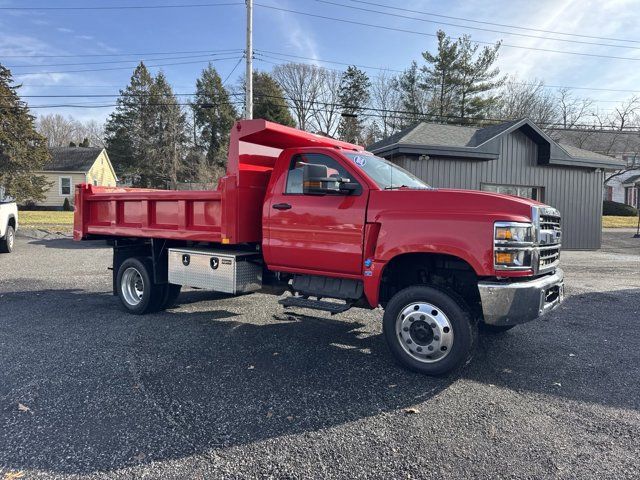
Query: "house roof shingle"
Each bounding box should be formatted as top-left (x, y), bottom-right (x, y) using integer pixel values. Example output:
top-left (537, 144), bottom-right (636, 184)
top-left (44, 147), bottom-right (103, 172)
top-left (549, 129), bottom-right (640, 156)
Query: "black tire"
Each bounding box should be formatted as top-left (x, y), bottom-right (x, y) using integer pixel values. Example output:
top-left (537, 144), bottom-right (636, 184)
top-left (383, 285), bottom-right (476, 375)
top-left (479, 323), bottom-right (516, 334)
top-left (116, 257), bottom-right (164, 314)
top-left (161, 283), bottom-right (182, 309)
top-left (0, 225), bottom-right (15, 253)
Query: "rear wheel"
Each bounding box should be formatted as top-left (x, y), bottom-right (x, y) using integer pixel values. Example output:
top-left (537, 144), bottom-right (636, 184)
top-left (161, 283), bottom-right (182, 309)
top-left (116, 257), bottom-right (163, 314)
top-left (0, 225), bottom-right (15, 253)
top-left (383, 285), bottom-right (476, 375)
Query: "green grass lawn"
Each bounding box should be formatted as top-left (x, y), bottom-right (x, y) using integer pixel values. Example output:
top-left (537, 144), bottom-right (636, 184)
top-left (602, 216), bottom-right (640, 228)
top-left (19, 210), bottom-right (74, 234)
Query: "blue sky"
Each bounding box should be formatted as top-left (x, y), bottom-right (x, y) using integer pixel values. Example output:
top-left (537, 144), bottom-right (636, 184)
top-left (1, 0), bottom-right (639, 123)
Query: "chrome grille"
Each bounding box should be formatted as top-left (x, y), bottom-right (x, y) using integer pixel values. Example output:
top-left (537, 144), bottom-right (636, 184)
top-left (535, 206), bottom-right (561, 273)
top-left (540, 215), bottom-right (561, 232)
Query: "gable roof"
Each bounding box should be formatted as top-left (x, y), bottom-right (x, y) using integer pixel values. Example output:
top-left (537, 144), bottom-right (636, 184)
top-left (43, 147), bottom-right (104, 172)
top-left (368, 118), bottom-right (624, 170)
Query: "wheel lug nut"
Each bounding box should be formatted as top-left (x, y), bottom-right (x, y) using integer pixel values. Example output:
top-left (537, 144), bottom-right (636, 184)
top-left (430, 323), bottom-right (436, 328)
top-left (428, 345), bottom-right (433, 351)
top-left (434, 335), bottom-right (440, 341)
top-left (420, 315), bottom-right (425, 320)
top-left (416, 347), bottom-right (422, 352)
top-left (403, 327), bottom-right (409, 332)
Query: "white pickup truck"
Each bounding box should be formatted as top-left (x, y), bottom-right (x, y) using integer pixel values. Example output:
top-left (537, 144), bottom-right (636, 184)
top-left (0, 200), bottom-right (17, 253)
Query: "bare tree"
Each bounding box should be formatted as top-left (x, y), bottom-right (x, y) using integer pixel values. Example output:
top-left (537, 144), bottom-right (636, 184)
top-left (36, 113), bottom-right (106, 147)
top-left (36, 114), bottom-right (78, 147)
top-left (310, 68), bottom-right (341, 137)
top-left (273, 62), bottom-right (323, 131)
top-left (557, 88), bottom-right (594, 128)
top-left (496, 78), bottom-right (558, 126)
top-left (370, 69), bottom-right (402, 138)
top-left (76, 119), bottom-right (106, 147)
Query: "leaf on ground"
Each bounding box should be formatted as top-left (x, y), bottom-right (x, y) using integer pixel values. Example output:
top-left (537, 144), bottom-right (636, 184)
top-left (247, 365), bottom-right (255, 370)
top-left (404, 407), bottom-right (420, 415)
top-left (132, 452), bottom-right (146, 462)
top-left (388, 384), bottom-right (397, 388)
top-left (569, 353), bottom-right (576, 357)
top-left (286, 415), bottom-right (294, 421)
top-left (17, 403), bottom-right (32, 414)
top-left (266, 411), bottom-right (273, 418)
top-left (3, 471), bottom-right (25, 480)
top-left (553, 382), bottom-right (562, 387)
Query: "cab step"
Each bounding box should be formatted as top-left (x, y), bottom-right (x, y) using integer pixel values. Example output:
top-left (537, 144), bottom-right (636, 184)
top-left (278, 296), bottom-right (352, 315)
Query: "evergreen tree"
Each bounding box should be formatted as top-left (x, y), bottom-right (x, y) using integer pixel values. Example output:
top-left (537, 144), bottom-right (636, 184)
top-left (396, 61), bottom-right (428, 126)
top-left (338, 66), bottom-right (371, 144)
top-left (79, 137), bottom-right (90, 147)
top-left (192, 64), bottom-right (237, 169)
top-left (253, 71), bottom-right (295, 126)
top-left (455, 35), bottom-right (504, 119)
top-left (104, 62), bottom-right (154, 185)
top-left (148, 71), bottom-right (189, 188)
top-left (0, 65), bottom-right (51, 202)
top-left (422, 30), bottom-right (460, 118)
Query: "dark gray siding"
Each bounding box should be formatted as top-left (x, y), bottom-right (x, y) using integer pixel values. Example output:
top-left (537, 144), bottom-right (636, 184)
top-left (392, 130), bottom-right (603, 250)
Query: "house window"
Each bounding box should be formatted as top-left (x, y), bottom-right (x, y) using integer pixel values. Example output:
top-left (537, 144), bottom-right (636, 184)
top-left (623, 155), bottom-right (640, 167)
top-left (60, 176), bottom-right (72, 196)
top-left (605, 186), bottom-right (613, 201)
top-left (481, 183), bottom-right (543, 201)
top-left (625, 186), bottom-right (638, 208)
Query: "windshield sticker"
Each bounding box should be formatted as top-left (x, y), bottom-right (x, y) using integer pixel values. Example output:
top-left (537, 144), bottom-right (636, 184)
top-left (353, 156), bottom-right (366, 167)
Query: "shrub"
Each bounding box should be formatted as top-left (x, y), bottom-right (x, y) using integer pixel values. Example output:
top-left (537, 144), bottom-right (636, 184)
top-left (62, 197), bottom-right (73, 211)
top-left (603, 200), bottom-right (638, 216)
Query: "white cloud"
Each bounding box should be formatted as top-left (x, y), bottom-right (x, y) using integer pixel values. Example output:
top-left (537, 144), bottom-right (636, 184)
top-left (57, 27), bottom-right (74, 34)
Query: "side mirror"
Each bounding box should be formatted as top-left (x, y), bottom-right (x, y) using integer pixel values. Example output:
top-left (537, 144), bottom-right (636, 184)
top-left (302, 164), bottom-right (341, 195)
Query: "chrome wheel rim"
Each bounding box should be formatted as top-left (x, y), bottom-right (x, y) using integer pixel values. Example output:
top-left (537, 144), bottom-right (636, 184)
top-left (121, 267), bottom-right (144, 307)
top-left (7, 230), bottom-right (13, 250)
top-left (396, 302), bottom-right (454, 363)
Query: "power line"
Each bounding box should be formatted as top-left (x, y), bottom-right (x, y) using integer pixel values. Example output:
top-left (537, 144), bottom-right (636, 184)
top-left (253, 3), bottom-right (640, 63)
top-left (223, 55), bottom-right (245, 85)
top-left (346, 0), bottom-right (640, 45)
top-left (12, 56), bottom-right (242, 76)
top-left (5, 52), bottom-right (244, 69)
top-left (316, 0), bottom-right (640, 51)
top-left (1, 48), bottom-right (242, 59)
top-left (0, 2), bottom-right (243, 10)
top-left (255, 49), bottom-right (403, 73)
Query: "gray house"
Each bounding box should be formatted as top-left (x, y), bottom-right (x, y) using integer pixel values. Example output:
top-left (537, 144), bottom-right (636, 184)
top-left (368, 118), bottom-right (624, 250)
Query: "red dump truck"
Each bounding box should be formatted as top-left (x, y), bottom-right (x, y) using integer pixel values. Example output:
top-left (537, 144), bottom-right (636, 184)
top-left (74, 119), bottom-right (564, 375)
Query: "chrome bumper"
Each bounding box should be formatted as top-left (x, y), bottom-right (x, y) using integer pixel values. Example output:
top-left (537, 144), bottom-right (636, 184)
top-left (478, 268), bottom-right (564, 326)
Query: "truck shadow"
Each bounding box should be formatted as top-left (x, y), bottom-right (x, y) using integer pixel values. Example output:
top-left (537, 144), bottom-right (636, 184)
top-left (0, 288), bottom-right (638, 474)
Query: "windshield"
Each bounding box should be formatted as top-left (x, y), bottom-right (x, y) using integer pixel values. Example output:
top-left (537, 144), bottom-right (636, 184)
top-left (344, 153), bottom-right (431, 190)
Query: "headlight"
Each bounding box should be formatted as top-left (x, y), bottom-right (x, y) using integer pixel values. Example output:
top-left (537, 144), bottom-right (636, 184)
top-left (494, 222), bottom-right (534, 271)
top-left (494, 224), bottom-right (533, 243)
top-left (494, 249), bottom-right (532, 268)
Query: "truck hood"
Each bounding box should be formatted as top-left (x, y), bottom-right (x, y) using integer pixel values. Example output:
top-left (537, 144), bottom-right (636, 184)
top-left (367, 188), bottom-right (541, 222)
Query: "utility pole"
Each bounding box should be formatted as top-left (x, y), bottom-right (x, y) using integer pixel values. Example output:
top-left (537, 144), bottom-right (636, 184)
top-left (245, 0), bottom-right (253, 120)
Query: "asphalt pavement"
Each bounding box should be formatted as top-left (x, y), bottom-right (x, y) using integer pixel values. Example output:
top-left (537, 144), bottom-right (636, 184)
top-left (0, 231), bottom-right (639, 479)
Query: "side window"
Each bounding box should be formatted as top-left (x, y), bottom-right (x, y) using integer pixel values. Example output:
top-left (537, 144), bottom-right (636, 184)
top-left (285, 153), bottom-right (355, 194)
top-left (60, 176), bottom-right (72, 196)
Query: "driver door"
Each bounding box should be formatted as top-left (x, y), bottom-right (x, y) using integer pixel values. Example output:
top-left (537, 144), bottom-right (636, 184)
top-left (266, 152), bottom-right (367, 276)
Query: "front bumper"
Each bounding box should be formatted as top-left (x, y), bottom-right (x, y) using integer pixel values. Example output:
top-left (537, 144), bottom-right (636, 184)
top-left (478, 268), bottom-right (564, 326)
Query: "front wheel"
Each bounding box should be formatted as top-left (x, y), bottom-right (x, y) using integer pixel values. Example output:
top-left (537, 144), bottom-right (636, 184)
top-left (383, 286), bottom-right (476, 375)
top-left (0, 225), bottom-right (15, 253)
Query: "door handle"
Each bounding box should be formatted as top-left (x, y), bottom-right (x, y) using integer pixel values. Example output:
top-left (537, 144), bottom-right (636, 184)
top-left (272, 203), bottom-right (292, 210)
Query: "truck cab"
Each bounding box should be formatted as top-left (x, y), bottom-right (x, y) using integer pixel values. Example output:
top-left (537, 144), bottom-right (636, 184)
top-left (74, 119), bottom-right (564, 375)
